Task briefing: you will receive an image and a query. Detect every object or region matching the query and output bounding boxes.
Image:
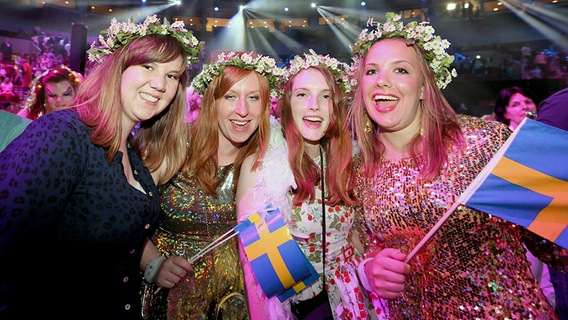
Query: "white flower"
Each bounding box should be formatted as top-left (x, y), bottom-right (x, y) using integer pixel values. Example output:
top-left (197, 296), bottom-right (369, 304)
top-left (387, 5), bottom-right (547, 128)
top-left (87, 14), bottom-right (204, 64)
top-left (191, 52), bottom-right (284, 98)
top-left (351, 12), bottom-right (457, 89)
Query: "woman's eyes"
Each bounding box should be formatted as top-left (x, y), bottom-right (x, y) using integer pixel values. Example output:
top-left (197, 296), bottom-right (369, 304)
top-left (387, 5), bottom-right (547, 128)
top-left (365, 67), bottom-right (409, 75)
top-left (224, 94), bottom-right (260, 100)
top-left (142, 65), bottom-right (179, 80)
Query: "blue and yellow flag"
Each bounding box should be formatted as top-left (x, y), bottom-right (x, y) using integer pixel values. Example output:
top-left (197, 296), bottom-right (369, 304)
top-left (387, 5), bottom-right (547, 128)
top-left (460, 118), bottom-right (568, 248)
top-left (235, 207), bottom-right (319, 302)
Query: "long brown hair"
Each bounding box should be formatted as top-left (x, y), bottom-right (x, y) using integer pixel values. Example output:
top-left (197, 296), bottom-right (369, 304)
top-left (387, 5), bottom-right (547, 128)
top-left (75, 35), bottom-right (189, 184)
top-left (181, 66), bottom-right (271, 195)
top-left (280, 66), bottom-right (356, 206)
top-left (349, 37), bottom-right (462, 180)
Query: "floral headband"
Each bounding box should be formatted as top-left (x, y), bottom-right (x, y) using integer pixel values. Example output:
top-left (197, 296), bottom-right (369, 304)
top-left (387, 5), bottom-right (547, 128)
top-left (351, 12), bottom-right (458, 89)
top-left (285, 49), bottom-right (355, 95)
top-left (191, 51), bottom-right (285, 99)
top-left (87, 15), bottom-right (204, 65)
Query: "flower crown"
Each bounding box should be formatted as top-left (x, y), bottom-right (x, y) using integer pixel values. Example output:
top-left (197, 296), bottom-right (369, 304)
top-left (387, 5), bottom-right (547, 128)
top-left (285, 49), bottom-right (354, 95)
top-left (351, 12), bottom-right (457, 89)
top-left (191, 51), bottom-right (285, 99)
top-left (87, 15), bottom-right (204, 65)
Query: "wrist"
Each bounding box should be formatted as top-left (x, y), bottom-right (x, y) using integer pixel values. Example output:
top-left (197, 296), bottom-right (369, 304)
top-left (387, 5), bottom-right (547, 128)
top-left (357, 258), bottom-right (374, 292)
top-left (144, 255), bottom-right (166, 283)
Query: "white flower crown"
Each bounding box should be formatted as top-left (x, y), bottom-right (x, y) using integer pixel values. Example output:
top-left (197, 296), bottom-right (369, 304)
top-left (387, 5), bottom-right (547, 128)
top-left (351, 12), bottom-right (458, 89)
top-left (87, 15), bottom-right (204, 65)
top-left (191, 51), bottom-right (286, 99)
top-left (285, 49), bottom-right (354, 95)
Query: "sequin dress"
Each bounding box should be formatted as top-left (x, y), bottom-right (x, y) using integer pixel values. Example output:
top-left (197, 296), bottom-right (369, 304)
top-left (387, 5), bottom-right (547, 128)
top-left (356, 116), bottom-right (568, 319)
top-left (142, 166), bottom-right (248, 320)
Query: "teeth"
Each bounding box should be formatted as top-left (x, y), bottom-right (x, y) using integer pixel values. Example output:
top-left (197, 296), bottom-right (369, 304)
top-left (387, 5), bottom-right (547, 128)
top-left (373, 95), bottom-right (398, 102)
top-left (304, 116), bottom-right (322, 122)
top-left (231, 120), bottom-right (249, 126)
top-left (140, 92), bottom-right (158, 103)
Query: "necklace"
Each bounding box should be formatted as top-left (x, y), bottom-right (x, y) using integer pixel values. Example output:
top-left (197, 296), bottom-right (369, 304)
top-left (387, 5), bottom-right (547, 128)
top-left (319, 145), bottom-right (327, 288)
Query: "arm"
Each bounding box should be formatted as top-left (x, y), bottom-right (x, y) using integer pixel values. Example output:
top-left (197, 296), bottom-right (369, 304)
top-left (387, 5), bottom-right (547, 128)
top-left (236, 154), bottom-right (269, 320)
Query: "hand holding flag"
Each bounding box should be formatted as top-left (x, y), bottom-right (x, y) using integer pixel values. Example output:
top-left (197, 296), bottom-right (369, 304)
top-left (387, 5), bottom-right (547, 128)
top-left (406, 118), bottom-right (568, 261)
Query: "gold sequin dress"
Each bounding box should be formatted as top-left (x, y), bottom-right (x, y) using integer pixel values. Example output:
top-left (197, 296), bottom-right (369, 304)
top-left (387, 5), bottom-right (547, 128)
top-left (356, 116), bottom-right (568, 319)
top-left (142, 166), bottom-right (248, 320)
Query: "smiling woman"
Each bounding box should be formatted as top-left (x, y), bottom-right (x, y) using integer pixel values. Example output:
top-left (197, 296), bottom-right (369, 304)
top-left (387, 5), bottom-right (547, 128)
top-left (349, 13), bottom-right (568, 319)
top-left (235, 50), bottom-right (379, 320)
top-left (138, 51), bottom-right (281, 320)
top-left (0, 15), bottom-right (202, 319)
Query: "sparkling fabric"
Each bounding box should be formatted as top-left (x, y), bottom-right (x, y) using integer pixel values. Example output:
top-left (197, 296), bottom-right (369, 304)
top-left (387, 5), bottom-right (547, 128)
top-left (356, 115), bottom-right (568, 319)
top-left (142, 165), bottom-right (248, 320)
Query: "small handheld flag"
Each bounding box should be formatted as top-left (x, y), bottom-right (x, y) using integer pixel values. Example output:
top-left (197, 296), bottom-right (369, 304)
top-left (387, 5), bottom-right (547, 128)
top-left (235, 207), bottom-right (319, 302)
top-left (461, 118), bottom-right (568, 248)
top-left (406, 118), bottom-right (568, 261)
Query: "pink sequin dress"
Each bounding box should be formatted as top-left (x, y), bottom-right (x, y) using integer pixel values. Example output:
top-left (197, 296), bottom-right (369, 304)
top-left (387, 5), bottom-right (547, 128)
top-left (356, 115), bottom-right (568, 319)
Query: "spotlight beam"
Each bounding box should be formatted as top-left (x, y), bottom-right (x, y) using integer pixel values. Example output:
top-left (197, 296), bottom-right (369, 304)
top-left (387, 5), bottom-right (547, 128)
top-left (500, 0), bottom-right (568, 50)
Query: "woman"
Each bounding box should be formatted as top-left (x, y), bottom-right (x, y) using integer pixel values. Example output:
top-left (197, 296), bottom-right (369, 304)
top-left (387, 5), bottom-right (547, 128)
top-left (140, 51), bottom-right (282, 320)
top-left (236, 50), bottom-right (377, 319)
top-left (350, 13), bottom-right (567, 319)
top-left (494, 85), bottom-right (538, 131)
top-left (17, 65), bottom-right (82, 120)
top-left (0, 15), bottom-right (202, 319)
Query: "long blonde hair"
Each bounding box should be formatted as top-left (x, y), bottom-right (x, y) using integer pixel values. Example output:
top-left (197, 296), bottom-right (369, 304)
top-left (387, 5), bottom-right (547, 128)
top-left (182, 66), bottom-right (271, 195)
top-left (349, 38), bottom-right (462, 180)
top-left (74, 34), bottom-right (189, 184)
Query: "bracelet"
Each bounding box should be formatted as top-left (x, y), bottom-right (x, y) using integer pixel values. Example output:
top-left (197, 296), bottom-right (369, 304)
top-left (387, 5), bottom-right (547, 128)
top-left (357, 258), bottom-right (374, 292)
top-left (144, 255), bottom-right (166, 283)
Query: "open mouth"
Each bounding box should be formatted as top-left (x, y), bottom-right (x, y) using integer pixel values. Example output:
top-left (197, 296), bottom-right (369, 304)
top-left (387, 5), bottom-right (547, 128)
top-left (373, 94), bottom-right (399, 103)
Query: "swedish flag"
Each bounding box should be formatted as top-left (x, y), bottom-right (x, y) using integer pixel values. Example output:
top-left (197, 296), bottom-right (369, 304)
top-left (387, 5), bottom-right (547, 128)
top-left (235, 208), bottom-right (319, 302)
top-left (462, 118), bottom-right (568, 248)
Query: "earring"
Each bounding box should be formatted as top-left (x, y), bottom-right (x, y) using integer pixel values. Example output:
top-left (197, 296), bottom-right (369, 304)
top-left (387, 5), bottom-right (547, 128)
top-left (419, 100), bottom-right (425, 137)
top-left (364, 116), bottom-right (373, 133)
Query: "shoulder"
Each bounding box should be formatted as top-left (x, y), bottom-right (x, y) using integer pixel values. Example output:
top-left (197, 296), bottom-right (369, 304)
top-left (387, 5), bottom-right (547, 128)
top-left (0, 111), bottom-right (30, 131)
top-left (457, 114), bottom-right (509, 137)
top-left (0, 111), bottom-right (31, 151)
top-left (16, 109), bottom-right (89, 151)
top-left (456, 114), bottom-right (511, 151)
top-left (538, 88), bottom-right (568, 131)
top-left (33, 109), bottom-right (86, 134)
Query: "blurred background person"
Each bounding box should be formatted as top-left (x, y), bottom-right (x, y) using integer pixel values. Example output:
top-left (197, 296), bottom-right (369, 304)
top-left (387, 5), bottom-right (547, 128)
top-left (494, 86), bottom-right (538, 130)
top-left (17, 65), bottom-right (82, 120)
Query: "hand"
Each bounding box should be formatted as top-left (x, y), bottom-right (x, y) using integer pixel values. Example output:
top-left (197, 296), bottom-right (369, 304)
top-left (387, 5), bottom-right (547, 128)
top-left (365, 248), bottom-right (411, 299)
top-left (154, 255), bottom-right (192, 288)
